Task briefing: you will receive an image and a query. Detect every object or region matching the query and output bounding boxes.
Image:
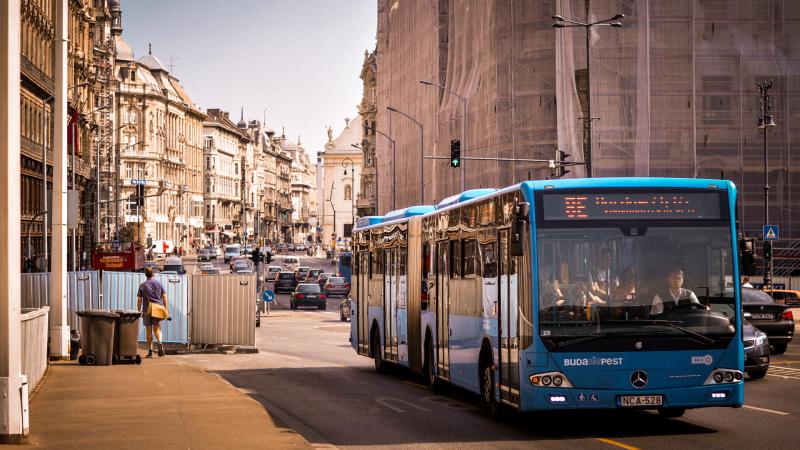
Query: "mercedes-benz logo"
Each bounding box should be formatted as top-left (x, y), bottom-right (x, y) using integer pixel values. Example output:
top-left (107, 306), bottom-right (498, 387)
top-left (631, 370), bottom-right (648, 388)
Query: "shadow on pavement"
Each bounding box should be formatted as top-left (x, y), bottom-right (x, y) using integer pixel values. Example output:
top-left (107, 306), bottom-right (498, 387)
top-left (207, 364), bottom-right (718, 447)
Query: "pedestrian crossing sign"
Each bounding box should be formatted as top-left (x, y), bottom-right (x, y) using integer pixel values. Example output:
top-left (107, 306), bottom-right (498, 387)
top-left (763, 225), bottom-right (779, 241)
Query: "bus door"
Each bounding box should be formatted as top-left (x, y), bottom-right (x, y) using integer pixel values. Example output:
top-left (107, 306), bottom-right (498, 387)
top-left (498, 229), bottom-right (520, 407)
top-left (384, 248), bottom-right (399, 361)
top-left (357, 251), bottom-right (369, 355)
top-left (435, 241), bottom-right (450, 379)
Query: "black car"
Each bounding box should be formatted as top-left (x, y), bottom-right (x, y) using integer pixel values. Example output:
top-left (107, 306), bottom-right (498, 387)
top-left (743, 319), bottom-right (770, 379)
top-left (275, 271), bottom-right (299, 293)
top-left (197, 249), bottom-right (212, 262)
top-left (290, 283), bottom-right (327, 310)
top-left (742, 287), bottom-right (795, 354)
top-left (316, 272), bottom-right (331, 288)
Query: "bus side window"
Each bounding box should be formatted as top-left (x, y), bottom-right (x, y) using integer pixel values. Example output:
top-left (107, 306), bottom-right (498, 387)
top-left (450, 240), bottom-right (461, 279)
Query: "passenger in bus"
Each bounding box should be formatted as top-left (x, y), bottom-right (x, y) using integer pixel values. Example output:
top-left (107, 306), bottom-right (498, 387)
top-left (611, 268), bottom-right (637, 305)
top-left (539, 274), bottom-right (566, 309)
top-left (650, 267), bottom-right (705, 315)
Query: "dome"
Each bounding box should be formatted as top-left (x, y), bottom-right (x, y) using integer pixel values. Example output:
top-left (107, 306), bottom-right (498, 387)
top-left (282, 140), bottom-right (298, 151)
top-left (138, 54), bottom-right (166, 71)
top-left (114, 35), bottom-right (134, 61)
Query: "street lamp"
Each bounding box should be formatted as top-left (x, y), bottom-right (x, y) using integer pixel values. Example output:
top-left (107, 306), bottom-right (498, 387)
top-left (342, 157), bottom-right (355, 238)
top-left (552, 10), bottom-right (624, 178)
top-left (366, 126), bottom-right (397, 210)
top-left (757, 80), bottom-right (777, 288)
top-left (387, 106), bottom-right (424, 204)
top-left (419, 80), bottom-right (467, 191)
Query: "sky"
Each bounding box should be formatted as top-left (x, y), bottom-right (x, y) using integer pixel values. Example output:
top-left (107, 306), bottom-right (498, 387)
top-left (121, 0), bottom-right (377, 156)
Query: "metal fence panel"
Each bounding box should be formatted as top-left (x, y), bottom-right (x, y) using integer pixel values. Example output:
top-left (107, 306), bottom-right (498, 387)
top-left (21, 307), bottom-right (49, 394)
top-left (191, 274), bottom-right (256, 346)
top-left (21, 272), bottom-right (100, 331)
top-left (101, 271), bottom-right (189, 344)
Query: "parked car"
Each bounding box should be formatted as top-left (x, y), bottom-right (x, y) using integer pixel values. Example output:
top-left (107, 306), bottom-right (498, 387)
top-left (282, 256), bottom-right (300, 271)
top-left (276, 243), bottom-right (286, 253)
top-left (307, 269), bottom-right (323, 282)
top-left (243, 245), bottom-right (255, 255)
top-left (743, 319), bottom-right (770, 379)
top-left (162, 257), bottom-right (186, 275)
top-left (742, 287), bottom-right (795, 354)
top-left (765, 289), bottom-right (800, 306)
top-left (295, 266), bottom-right (311, 281)
top-left (232, 259), bottom-right (254, 274)
top-left (339, 298), bottom-right (351, 322)
top-left (316, 272), bottom-right (332, 288)
top-left (287, 244), bottom-right (296, 252)
top-left (324, 276), bottom-right (351, 298)
top-left (224, 244), bottom-right (241, 263)
top-left (275, 271), bottom-right (299, 293)
top-left (264, 266), bottom-right (282, 282)
top-left (197, 248), bottom-right (212, 262)
top-left (290, 283), bottom-right (326, 310)
top-left (296, 244), bottom-right (305, 252)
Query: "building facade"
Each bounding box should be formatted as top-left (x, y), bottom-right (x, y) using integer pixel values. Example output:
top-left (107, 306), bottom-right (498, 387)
top-left (375, 0), bottom-right (800, 255)
top-left (282, 137), bottom-right (317, 244)
top-left (321, 117), bottom-right (363, 248)
top-left (114, 39), bottom-right (206, 251)
top-left (203, 109), bottom-right (248, 245)
top-left (356, 49), bottom-right (378, 217)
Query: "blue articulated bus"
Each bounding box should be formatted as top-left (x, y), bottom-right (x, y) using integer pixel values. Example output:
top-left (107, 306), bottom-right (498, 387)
top-left (349, 178), bottom-right (744, 417)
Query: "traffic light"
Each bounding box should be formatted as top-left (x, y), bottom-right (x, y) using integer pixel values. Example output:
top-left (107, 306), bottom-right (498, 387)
top-left (450, 139), bottom-right (461, 168)
top-left (136, 184), bottom-right (145, 206)
top-left (764, 241), bottom-right (773, 260)
top-left (554, 149), bottom-right (571, 178)
top-left (250, 248), bottom-right (262, 267)
top-left (265, 250), bottom-right (272, 264)
top-left (739, 237), bottom-right (756, 276)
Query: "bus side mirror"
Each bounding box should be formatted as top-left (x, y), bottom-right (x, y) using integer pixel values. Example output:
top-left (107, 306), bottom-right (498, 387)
top-left (510, 202), bottom-right (530, 257)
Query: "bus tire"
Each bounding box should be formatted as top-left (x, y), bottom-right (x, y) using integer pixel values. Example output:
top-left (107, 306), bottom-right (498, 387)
top-left (371, 328), bottom-right (387, 374)
top-left (480, 348), bottom-right (508, 421)
top-left (424, 334), bottom-right (441, 393)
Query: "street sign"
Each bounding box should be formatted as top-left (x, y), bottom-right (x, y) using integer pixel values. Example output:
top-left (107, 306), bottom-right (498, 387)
top-left (262, 289), bottom-right (275, 303)
top-left (763, 225), bottom-right (779, 241)
top-left (131, 178), bottom-right (148, 186)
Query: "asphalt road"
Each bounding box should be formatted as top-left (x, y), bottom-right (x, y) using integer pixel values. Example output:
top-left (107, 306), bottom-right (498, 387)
top-left (179, 254), bottom-right (800, 450)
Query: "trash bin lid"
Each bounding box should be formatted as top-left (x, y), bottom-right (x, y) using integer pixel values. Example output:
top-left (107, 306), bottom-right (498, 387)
top-left (112, 310), bottom-right (143, 318)
top-left (76, 310), bottom-right (119, 318)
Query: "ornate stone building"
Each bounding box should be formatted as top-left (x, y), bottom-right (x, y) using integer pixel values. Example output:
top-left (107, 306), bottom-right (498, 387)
top-left (356, 49), bottom-right (378, 217)
top-left (20, 0), bottom-right (99, 270)
top-left (203, 109), bottom-right (248, 245)
top-left (275, 133), bottom-right (293, 243)
top-left (282, 136), bottom-right (317, 244)
top-left (113, 37), bottom-right (206, 250)
top-left (320, 117), bottom-right (363, 248)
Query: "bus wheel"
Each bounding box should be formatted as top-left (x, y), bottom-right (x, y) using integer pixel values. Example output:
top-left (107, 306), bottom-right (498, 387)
top-left (424, 338), bottom-right (441, 393)
top-left (481, 360), bottom-right (508, 421)
top-left (372, 331), bottom-right (386, 374)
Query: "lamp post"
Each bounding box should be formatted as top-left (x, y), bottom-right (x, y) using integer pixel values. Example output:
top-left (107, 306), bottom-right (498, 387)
top-left (757, 80), bottom-right (777, 288)
top-left (366, 126), bottom-right (396, 210)
top-left (419, 80), bottom-right (466, 191)
top-left (387, 106), bottom-right (424, 204)
top-left (342, 157), bottom-right (355, 237)
top-left (552, 8), bottom-right (624, 178)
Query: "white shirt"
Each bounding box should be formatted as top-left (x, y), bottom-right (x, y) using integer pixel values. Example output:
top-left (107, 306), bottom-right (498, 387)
top-left (651, 288), bottom-right (700, 315)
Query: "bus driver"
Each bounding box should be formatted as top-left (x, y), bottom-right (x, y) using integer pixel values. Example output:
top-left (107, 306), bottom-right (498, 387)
top-left (650, 267), bottom-right (705, 315)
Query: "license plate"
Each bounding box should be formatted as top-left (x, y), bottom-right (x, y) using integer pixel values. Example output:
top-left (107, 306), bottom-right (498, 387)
top-left (306, 294), bottom-right (317, 298)
top-left (752, 313), bottom-right (774, 320)
top-left (618, 395), bottom-right (663, 407)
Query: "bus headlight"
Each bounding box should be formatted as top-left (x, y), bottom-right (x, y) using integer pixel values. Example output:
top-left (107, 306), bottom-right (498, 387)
top-left (530, 371), bottom-right (573, 388)
top-left (705, 369), bottom-right (743, 385)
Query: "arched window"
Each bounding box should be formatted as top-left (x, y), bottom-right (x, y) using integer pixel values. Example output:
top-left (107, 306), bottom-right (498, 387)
top-left (344, 184), bottom-right (352, 200)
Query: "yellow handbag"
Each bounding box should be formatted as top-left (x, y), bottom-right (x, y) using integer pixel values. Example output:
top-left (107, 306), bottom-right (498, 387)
top-left (147, 302), bottom-right (170, 320)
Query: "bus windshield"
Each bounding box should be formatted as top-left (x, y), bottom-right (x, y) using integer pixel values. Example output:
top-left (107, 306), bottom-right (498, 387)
top-left (536, 225), bottom-right (736, 351)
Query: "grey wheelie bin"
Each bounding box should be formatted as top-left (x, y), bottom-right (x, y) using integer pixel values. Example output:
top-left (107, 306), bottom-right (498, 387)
top-left (76, 310), bottom-right (119, 366)
top-left (113, 310), bottom-right (142, 365)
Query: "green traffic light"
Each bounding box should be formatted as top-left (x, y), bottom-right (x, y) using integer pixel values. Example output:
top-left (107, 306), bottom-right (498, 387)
top-left (451, 158), bottom-right (460, 168)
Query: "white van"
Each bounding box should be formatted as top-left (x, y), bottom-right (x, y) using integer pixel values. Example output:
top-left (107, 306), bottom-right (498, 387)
top-left (282, 256), bottom-right (300, 271)
top-left (149, 240), bottom-right (175, 258)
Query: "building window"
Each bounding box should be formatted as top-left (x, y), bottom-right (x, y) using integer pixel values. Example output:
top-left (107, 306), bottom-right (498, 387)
top-left (125, 162), bottom-right (133, 179)
top-left (344, 184), bottom-right (352, 200)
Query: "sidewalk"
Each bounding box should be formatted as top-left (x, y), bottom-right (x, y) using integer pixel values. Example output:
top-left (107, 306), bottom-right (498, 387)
top-left (26, 356), bottom-right (311, 449)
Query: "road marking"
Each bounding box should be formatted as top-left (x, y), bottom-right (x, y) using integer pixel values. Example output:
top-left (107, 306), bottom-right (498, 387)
top-left (743, 405), bottom-right (790, 416)
top-left (766, 366), bottom-right (800, 380)
top-left (402, 380), bottom-right (428, 389)
top-left (376, 397), bottom-right (431, 413)
top-left (596, 438), bottom-right (640, 450)
top-left (771, 365), bottom-right (800, 373)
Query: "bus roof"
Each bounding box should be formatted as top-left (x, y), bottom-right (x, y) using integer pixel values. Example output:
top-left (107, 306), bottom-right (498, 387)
top-left (354, 178), bottom-right (735, 232)
top-left (356, 216), bottom-right (383, 228)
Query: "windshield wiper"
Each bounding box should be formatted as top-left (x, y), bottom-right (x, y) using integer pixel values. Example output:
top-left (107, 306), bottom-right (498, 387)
top-left (554, 331), bottom-right (644, 349)
top-left (598, 319), bottom-right (715, 345)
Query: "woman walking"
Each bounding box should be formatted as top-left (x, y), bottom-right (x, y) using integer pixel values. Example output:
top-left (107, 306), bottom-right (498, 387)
top-left (136, 267), bottom-right (169, 357)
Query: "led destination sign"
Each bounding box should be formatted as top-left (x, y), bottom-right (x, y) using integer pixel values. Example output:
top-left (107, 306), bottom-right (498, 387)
top-left (541, 191), bottom-right (723, 221)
